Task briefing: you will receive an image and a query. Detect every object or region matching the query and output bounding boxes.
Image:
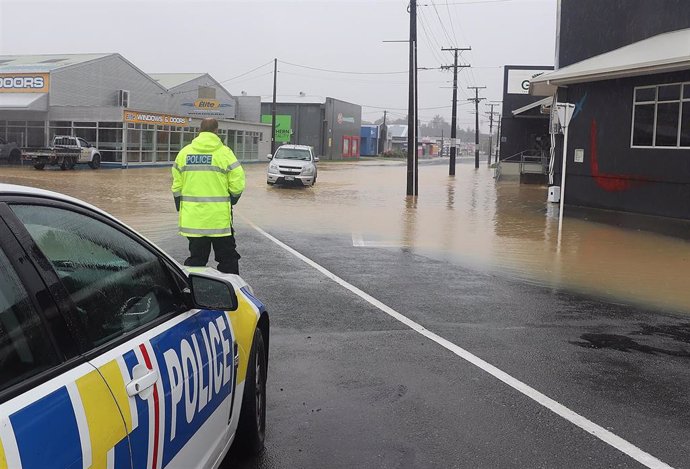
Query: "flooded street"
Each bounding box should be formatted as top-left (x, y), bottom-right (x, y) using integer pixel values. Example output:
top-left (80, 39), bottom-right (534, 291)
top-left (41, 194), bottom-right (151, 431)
top-left (2, 159), bottom-right (689, 314)
top-left (4, 161), bottom-right (690, 469)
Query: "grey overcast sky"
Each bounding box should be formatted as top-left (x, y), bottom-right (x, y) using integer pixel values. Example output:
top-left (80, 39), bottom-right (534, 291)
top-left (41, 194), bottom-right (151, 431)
top-left (0, 0), bottom-right (556, 130)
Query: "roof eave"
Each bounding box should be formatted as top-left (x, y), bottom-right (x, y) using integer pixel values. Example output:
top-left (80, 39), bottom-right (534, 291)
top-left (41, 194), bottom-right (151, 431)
top-left (530, 59), bottom-right (690, 95)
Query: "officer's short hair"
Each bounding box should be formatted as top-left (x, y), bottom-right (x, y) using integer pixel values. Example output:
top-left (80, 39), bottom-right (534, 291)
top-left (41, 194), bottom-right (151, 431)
top-left (200, 118), bottom-right (219, 133)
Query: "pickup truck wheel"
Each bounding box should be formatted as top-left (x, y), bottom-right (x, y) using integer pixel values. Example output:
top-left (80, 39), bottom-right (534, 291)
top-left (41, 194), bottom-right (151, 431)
top-left (89, 154), bottom-right (101, 169)
top-left (33, 163), bottom-right (45, 170)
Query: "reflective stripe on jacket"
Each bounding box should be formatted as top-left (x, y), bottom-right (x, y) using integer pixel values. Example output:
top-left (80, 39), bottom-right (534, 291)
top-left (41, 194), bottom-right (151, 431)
top-left (171, 132), bottom-right (245, 237)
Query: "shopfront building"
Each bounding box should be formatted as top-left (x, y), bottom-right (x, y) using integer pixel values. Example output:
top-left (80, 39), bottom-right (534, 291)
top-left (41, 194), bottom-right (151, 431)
top-left (0, 54), bottom-right (269, 166)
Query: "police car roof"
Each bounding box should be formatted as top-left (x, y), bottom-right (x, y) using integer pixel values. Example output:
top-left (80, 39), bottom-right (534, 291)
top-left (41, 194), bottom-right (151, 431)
top-left (0, 183), bottom-right (128, 230)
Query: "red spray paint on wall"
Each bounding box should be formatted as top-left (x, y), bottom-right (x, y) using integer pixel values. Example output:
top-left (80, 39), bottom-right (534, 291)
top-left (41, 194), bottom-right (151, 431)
top-left (589, 118), bottom-right (646, 192)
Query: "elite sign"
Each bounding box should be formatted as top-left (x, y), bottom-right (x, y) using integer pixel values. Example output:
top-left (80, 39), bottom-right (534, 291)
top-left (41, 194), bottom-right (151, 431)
top-left (0, 73), bottom-right (50, 93)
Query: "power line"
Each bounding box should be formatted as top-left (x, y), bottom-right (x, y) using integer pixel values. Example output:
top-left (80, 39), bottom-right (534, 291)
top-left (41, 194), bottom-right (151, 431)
top-left (362, 103), bottom-right (469, 111)
top-left (445, 0), bottom-right (459, 47)
top-left (420, 0), bottom-right (517, 6)
top-left (418, 9), bottom-right (447, 66)
top-left (467, 85), bottom-right (486, 168)
top-left (441, 46), bottom-right (471, 176)
top-left (165, 61), bottom-right (274, 96)
top-left (430, 0), bottom-right (455, 46)
top-left (279, 60), bottom-right (408, 75)
top-left (228, 70), bottom-right (274, 85)
top-left (219, 60), bottom-right (274, 84)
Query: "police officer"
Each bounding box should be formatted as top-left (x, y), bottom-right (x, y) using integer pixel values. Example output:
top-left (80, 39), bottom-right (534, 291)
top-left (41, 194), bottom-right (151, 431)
top-left (171, 118), bottom-right (245, 274)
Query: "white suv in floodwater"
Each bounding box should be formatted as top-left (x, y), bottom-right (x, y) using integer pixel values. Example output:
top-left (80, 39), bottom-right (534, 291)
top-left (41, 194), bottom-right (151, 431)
top-left (266, 144), bottom-right (319, 187)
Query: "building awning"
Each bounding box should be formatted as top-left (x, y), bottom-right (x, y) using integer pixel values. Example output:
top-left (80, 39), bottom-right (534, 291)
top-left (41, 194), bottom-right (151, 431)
top-left (512, 97), bottom-right (552, 117)
top-left (530, 28), bottom-right (690, 96)
top-left (0, 93), bottom-right (48, 111)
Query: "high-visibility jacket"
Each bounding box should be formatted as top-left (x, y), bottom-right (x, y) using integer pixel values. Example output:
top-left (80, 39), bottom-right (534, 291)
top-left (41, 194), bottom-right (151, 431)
top-left (171, 131), bottom-right (245, 237)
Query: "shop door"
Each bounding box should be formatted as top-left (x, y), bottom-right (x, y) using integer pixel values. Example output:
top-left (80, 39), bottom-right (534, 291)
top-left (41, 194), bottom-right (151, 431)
top-left (351, 137), bottom-right (360, 158)
top-left (342, 136), bottom-right (351, 158)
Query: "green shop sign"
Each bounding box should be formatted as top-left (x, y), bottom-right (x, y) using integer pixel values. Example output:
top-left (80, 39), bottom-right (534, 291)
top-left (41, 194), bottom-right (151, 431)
top-left (261, 114), bottom-right (292, 142)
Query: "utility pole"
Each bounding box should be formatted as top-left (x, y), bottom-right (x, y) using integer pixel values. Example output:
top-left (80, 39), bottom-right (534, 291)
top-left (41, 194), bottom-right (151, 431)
top-left (441, 47), bottom-right (471, 176)
top-left (440, 127), bottom-right (444, 156)
top-left (415, 47), bottom-right (419, 196)
top-left (271, 58), bottom-right (277, 155)
top-left (407, 0), bottom-right (417, 196)
top-left (379, 110), bottom-right (387, 154)
top-left (495, 116), bottom-right (502, 164)
top-left (486, 103), bottom-right (499, 166)
top-left (467, 86), bottom-right (486, 169)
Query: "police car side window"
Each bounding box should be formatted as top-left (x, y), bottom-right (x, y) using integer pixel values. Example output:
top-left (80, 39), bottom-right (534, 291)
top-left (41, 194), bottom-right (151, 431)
top-left (0, 248), bottom-right (57, 393)
top-left (11, 205), bottom-right (186, 348)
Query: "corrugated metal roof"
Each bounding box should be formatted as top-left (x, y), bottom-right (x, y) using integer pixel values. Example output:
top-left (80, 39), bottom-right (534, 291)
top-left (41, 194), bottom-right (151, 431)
top-left (0, 53), bottom-right (114, 72)
top-left (149, 73), bottom-right (207, 90)
top-left (531, 28), bottom-right (690, 96)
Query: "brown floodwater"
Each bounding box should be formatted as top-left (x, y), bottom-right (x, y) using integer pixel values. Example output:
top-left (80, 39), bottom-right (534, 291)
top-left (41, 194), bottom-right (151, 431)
top-left (1, 160), bottom-right (689, 315)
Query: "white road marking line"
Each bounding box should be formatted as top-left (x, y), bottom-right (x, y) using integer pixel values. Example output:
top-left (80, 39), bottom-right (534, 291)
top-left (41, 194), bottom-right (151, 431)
top-left (247, 220), bottom-right (674, 469)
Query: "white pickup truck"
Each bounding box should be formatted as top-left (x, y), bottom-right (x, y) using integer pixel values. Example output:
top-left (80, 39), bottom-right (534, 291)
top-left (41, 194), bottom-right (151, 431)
top-left (22, 136), bottom-right (102, 170)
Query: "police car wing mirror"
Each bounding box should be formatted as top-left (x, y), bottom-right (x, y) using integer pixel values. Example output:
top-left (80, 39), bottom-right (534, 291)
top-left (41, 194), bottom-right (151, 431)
top-left (188, 273), bottom-right (238, 311)
top-left (267, 154), bottom-right (273, 160)
top-left (314, 156), bottom-right (319, 162)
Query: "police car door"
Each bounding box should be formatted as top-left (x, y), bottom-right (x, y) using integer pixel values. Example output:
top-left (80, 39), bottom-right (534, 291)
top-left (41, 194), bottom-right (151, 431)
top-left (0, 210), bottom-right (133, 469)
top-left (6, 200), bottom-right (237, 469)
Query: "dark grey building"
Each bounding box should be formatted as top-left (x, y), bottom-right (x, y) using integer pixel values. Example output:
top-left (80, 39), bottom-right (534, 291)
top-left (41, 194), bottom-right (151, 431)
top-left (499, 65), bottom-right (554, 161)
top-left (530, 0), bottom-right (690, 220)
top-left (261, 97), bottom-right (362, 160)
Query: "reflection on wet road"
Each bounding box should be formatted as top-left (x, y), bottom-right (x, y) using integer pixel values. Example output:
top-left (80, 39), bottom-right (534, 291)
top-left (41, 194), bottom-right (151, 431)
top-left (2, 159), bottom-right (688, 313)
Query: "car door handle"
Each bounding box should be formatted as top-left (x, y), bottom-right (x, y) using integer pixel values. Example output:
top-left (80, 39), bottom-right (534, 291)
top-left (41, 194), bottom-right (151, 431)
top-left (126, 366), bottom-right (159, 397)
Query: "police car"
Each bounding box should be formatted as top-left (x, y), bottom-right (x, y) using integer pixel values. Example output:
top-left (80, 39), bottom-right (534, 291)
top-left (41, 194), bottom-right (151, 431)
top-left (0, 184), bottom-right (269, 469)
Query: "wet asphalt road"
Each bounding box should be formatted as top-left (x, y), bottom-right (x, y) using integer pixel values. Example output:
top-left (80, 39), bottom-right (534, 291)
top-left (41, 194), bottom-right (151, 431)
top-left (2, 162), bottom-right (689, 468)
top-left (154, 223), bottom-right (690, 469)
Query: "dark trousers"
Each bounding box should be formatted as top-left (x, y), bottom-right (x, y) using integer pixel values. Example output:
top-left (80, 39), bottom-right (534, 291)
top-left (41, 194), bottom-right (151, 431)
top-left (184, 235), bottom-right (240, 274)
